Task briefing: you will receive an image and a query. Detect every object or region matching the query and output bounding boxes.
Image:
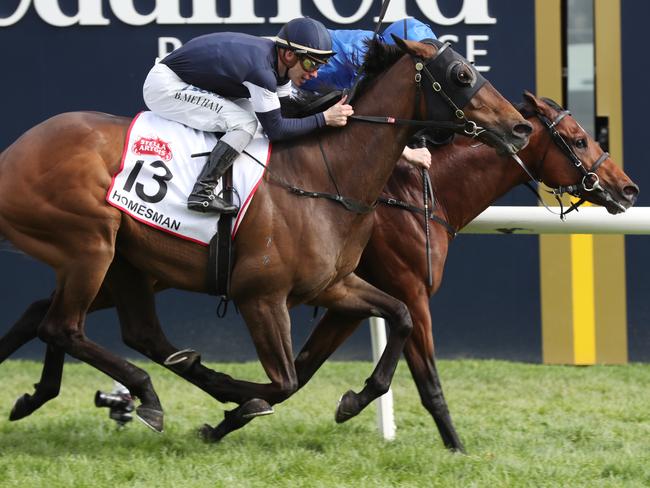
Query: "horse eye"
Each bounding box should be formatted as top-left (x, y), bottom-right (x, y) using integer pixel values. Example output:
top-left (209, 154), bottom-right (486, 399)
top-left (575, 138), bottom-right (587, 149)
top-left (455, 66), bottom-right (474, 87)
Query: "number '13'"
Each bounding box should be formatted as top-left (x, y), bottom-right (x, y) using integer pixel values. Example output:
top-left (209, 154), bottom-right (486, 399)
top-left (122, 159), bottom-right (173, 204)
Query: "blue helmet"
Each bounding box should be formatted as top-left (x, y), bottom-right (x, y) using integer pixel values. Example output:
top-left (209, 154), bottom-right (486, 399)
top-left (381, 18), bottom-right (437, 43)
top-left (274, 17), bottom-right (335, 61)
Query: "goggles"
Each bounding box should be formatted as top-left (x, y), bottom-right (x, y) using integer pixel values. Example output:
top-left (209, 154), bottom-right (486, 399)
top-left (298, 55), bottom-right (327, 73)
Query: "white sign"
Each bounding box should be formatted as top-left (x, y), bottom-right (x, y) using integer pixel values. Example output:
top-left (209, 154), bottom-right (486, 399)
top-left (0, 0), bottom-right (496, 27)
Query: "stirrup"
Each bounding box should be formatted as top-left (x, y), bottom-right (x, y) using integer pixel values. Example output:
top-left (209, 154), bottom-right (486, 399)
top-left (188, 194), bottom-right (239, 214)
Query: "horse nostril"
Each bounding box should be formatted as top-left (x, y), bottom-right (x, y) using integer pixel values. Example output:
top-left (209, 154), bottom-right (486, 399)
top-left (623, 184), bottom-right (639, 202)
top-left (513, 121), bottom-right (533, 138)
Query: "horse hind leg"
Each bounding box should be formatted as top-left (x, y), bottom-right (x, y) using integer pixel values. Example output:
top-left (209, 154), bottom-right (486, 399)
top-left (0, 298), bottom-right (50, 364)
top-left (37, 251), bottom-right (165, 432)
top-left (0, 297), bottom-right (66, 421)
top-left (314, 273), bottom-right (413, 424)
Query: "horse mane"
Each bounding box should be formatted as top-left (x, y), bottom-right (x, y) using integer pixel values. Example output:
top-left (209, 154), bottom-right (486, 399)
top-left (355, 39), bottom-right (404, 95)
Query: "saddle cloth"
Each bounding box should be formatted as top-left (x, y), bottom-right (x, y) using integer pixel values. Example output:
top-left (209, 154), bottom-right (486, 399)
top-left (106, 112), bottom-right (269, 245)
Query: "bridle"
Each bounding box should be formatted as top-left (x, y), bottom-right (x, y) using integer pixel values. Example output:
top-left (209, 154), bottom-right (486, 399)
top-left (538, 110), bottom-right (609, 195)
top-left (349, 40), bottom-right (488, 139)
top-left (513, 108), bottom-right (621, 219)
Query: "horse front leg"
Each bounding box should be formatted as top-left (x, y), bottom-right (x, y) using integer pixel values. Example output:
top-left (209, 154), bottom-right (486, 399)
top-left (314, 273), bottom-right (413, 423)
top-left (402, 293), bottom-right (464, 452)
top-left (200, 295), bottom-right (297, 442)
top-left (294, 310), bottom-right (363, 389)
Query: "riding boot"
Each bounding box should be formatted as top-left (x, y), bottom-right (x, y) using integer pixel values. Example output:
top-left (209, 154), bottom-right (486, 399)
top-left (188, 140), bottom-right (240, 214)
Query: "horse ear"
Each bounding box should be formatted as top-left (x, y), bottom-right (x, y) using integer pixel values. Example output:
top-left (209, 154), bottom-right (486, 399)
top-left (522, 90), bottom-right (543, 111)
top-left (390, 35), bottom-right (433, 58)
top-left (390, 34), bottom-right (411, 53)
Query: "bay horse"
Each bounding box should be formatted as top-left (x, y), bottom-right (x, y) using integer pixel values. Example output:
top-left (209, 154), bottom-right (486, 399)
top-left (0, 38), bottom-right (531, 440)
top-left (291, 92), bottom-right (638, 451)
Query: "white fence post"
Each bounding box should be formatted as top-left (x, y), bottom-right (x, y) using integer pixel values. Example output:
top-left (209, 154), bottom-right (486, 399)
top-left (369, 316), bottom-right (395, 440)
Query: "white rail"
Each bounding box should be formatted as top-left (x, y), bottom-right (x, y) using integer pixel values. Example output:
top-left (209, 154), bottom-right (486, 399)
top-left (371, 205), bottom-right (648, 439)
top-left (461, 206), bottom-right (650, 235)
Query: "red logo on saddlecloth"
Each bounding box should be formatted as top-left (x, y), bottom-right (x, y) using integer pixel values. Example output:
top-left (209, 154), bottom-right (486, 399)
top-left (132, 136), bottom-right (173, 161)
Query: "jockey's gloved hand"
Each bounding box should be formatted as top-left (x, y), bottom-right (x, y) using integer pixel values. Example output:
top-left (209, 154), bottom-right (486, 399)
top-left (323, 95), bottom-right (354, 127)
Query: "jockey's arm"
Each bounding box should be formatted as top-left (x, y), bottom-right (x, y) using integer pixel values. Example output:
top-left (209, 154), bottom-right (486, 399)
top-left (245, 81), bottom-right (352, 141)
top-left (245, 81), bottom-right (325, 141)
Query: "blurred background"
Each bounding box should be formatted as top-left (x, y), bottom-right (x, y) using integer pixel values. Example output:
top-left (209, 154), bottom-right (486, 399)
top-left (0, 0), bottom-right (647, 364)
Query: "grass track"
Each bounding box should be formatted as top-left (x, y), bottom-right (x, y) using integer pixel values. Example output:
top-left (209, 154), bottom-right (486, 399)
top-left (1, 359), bottom-right (650, 487)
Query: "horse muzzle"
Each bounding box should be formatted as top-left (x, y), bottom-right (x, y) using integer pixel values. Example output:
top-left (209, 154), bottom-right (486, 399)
top-left (590, 181), bottom-right (638, 215)
top-left (478, 121), bottom-right (532, 156)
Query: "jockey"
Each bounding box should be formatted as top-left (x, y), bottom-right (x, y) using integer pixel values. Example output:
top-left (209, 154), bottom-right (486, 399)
top-left (300, 18), bottom-right (437, 170)
top-left (143, 17), bottom-right (354, 215)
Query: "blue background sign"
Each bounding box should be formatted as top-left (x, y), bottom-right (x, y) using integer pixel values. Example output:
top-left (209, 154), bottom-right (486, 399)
top-left (0, 0), bottom-right (540, 361)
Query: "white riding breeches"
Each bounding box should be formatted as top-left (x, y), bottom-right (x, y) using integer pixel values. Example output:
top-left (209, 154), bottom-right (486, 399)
top-left (142, 63), bottom-right (258, 151)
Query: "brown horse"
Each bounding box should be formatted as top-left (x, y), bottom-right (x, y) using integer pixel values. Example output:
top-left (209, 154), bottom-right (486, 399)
top-left (0, 38), bottom-right (531, 440)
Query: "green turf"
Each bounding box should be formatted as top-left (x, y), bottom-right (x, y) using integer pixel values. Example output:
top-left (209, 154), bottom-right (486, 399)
top-left (0, 359), bottom-right (649, 487)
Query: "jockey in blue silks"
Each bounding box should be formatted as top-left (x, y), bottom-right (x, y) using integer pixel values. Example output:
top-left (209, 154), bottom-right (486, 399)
top-left (302, 18), bottom-right (437, 92)
top-left (300, 18), bottom-right (437, 170)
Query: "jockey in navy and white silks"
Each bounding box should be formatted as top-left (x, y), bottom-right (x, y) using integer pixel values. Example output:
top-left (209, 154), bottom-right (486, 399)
top-left (300, 18), bottom-right (437, 171)
top-left (143, 17), bottom-right (354, 215)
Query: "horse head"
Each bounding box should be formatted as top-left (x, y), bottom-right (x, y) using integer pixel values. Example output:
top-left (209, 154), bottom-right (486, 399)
top-left (388, 36), bottom-right (533, 155)
top-left (520, 91), bottom-right (638, 214)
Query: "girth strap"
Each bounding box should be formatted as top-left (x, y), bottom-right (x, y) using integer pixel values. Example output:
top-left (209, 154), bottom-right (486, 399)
top-left (289, 186), bottom-right (376, 214)
top-left (377, 196), bottom-right (456, 237)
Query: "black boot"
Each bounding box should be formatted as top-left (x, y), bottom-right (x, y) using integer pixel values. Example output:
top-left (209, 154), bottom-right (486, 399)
top-left (188, 140), bottom-right (240, 214)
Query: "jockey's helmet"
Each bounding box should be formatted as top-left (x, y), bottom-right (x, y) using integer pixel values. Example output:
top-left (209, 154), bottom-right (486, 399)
top-left (381, 18), bottom-right (437, 43)
top-left (274, 17), bottom-right (335, 63)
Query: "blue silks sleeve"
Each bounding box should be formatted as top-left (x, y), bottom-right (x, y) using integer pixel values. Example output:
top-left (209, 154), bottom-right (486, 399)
top-left (302, 29), bottom-right (373, 92)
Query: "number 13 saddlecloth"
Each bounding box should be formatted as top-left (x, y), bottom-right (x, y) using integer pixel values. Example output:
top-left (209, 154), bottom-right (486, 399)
top-left (106, 112), bottom-right (269, 245)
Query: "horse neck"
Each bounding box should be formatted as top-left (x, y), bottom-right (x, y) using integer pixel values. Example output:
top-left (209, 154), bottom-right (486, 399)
top-left (321, 57), bottom-right (417, 204)
top-left (427, 120), bottom-right (545, 230)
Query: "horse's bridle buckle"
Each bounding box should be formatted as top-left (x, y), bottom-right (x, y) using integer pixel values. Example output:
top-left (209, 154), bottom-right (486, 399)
top-left (582, 172), bottom-right (601, 192)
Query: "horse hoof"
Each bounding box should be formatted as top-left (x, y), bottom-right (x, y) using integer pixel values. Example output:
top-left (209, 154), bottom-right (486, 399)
top-left (136, 406), bottom-right (164, 433)
top-left (9, 393), bottom-right (35, 421)
top-left (239, 399), bottom-right (273, 419)
top-left (198, 423), bottom-right (219, 442)
top-left (335, 390), bottom-right (359, 424)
